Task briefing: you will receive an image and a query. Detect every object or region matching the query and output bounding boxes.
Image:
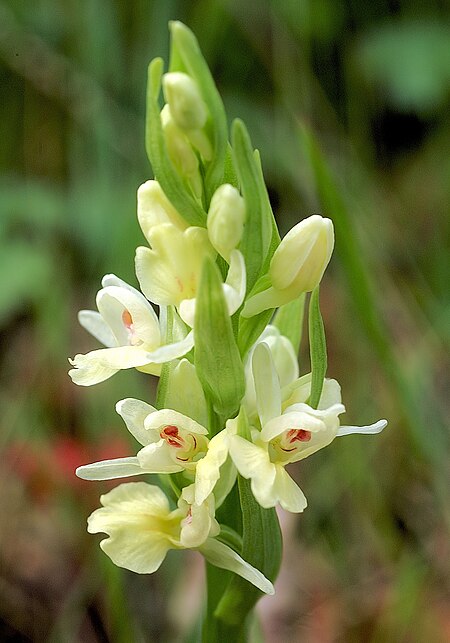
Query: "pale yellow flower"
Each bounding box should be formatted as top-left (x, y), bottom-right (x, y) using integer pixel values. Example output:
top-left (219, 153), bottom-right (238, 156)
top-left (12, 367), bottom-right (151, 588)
top-left (87, 481), bottom-right (274, 594)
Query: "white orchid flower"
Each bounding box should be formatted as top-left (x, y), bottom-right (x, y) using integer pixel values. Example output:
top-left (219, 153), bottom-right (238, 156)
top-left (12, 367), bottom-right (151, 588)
top-left (77, 397), bottom-right (237, 507)
top-left (87, 481), bottom-right (274, 594)
top-left (135, 223), bottom-right (246, 327)
top-left (76, 399), bottom-right (210, 480)
top-left (229, 343), bottom-right (387, 513)
top-left (68, 274), bottom-right (194, 386)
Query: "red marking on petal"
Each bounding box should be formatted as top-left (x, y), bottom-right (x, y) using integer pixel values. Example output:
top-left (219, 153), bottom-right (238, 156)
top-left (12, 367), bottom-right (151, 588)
top-left (287, 429), bottom-right (312, 443)
top-left (122, 309), bottom-right (133, 329)
top-left (160, 425), bottom-right (185, 448)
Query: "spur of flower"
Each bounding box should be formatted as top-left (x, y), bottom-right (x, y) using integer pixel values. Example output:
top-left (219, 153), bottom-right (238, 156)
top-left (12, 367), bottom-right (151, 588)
top-left (228, 342), bottom-right (387, 512)
top-left (68, 274), bottom-right (194, 386)
top-left (87, 481), bottom-right (274, 594)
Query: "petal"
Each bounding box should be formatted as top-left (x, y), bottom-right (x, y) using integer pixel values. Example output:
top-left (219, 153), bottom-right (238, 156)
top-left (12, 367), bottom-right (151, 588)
top-left (223, 250), bottom-right (246, 314)
top-left (137, 441), bottom-right (184, 473)
top-left (116, 398), bottom-right (157, 446)
top-left (229, 435), bottom-right (272, 481)
top-left (337, 419), bottom-right (388, 437)
top-left (317, 378), bottom-right (343, 410)
top-left (68, 346), bottom-right (159, 386)
top-left (137, 180), bottom-right (188, 241)
top-left (178, 298), bottom-right (196, 327)
top-left (229, 436), bottom-right (277, 508)
top-left (101, 274), bottom-right (141, 292)
top-left (270, 217), bottom-right (321, 290)
top-left (135, 245), bottom-right (181, 306)
top-left (180, 499), bottom-right (213, 549)
top-left (144, 331), bottom-right (194, 363)
top-left (261, 410), bottom-right (326, 443)
top-left (195, 431), bottom-right (229, 505)
top-left (252, 343), bottom-right (282, 426)
top-left (87, 483), bottom-right (176, 573)
top-left (78, 310), bottom-right (116, 347)
top-left (99, 528), bottom-right (170, 574)
top-left (76, 457), bottom-right (144, 480)
top-left (272, 466), bottom-right (307, 513)
top-left (199, 538), bottom-right (274, 595)
top-left (96, 481), bottom-right (170, 514)
top-left (144, 409), bottom-right (208, 436)
top-left (97, 285), bottom-right (160, 347)
top-left (68, 357), bottom-right (118, 386)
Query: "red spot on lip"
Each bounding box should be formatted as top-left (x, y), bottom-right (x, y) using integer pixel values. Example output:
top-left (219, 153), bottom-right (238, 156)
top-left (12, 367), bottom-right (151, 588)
top-left (287, 429), bottom-right (312, 443)
top-left (160, 425), bottom-right (185, 448)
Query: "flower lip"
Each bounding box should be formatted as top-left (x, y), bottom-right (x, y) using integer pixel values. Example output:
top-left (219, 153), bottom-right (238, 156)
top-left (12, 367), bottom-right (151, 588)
top-left (286, 429), bottom-right (312, 444)
top-left (160, 425), bottom-right (185, 448)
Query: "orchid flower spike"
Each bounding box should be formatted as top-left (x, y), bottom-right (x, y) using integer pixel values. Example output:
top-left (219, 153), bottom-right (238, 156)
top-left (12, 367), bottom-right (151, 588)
top-left (68, 274), bottom-right (194, 386)
top-left (229, 343), bottom-right (387, 512)
top-left (135, 223), bottom-right (246, 327)
top-left (87, 481), bottom-right (274, 594)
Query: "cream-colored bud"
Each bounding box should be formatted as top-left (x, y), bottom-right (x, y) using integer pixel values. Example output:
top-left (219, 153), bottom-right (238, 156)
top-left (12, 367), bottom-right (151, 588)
top-left (163, 72), bottom-right (208, 131)
top-left (207, 184), bottom-right (246, 260)
top-left (137, 180), bottom-right (188, 241)
top-left (161, 105), bottom-right (202, 198)
top-left (269, 215), bottom-right (334, 294)
top-left (242, 215), bottom-right (334, 317)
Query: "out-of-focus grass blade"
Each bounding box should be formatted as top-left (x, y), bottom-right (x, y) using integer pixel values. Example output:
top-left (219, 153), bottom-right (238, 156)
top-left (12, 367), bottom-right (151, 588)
top-left (296, 121), bottom-right (447, 464)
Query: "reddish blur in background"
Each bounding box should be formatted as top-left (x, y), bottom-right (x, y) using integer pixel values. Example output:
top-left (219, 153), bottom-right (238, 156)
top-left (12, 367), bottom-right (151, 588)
top-left (0, 1), bottom-right (449, 641)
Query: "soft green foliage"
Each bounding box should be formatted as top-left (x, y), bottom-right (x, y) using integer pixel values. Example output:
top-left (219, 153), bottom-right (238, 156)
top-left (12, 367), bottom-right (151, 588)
top-left (194, 259), bottom-right (245, 424)
top-left (308, 286), bottom-right (327, 409)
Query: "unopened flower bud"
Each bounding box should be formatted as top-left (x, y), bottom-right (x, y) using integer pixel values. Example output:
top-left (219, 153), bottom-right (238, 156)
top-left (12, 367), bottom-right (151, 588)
top-left (269, 215), bottom-right (334, 294)
top-left (163, 72), bottom-right (208, 131)
top-left (137, 180), bottom-right (188, 241)
top-left (161, 105), bottom-right (202, 198)
top-left (207, 184), bottom-right (246, 260)
top-left (242, 215), bottom-right (334, 317)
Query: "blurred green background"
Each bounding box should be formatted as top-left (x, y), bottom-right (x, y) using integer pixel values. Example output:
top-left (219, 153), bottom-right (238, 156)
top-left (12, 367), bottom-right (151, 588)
top-left (0, 1), bottom-right (449, 641)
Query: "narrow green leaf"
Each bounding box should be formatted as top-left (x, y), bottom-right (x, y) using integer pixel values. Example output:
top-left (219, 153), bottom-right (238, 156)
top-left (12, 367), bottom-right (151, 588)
top-left (145, 58), bottom-right (206, 226)
top-left (194, 258), bottom-right (245, 425)
top-left (214, 408), bottom-right (282, 626)
top-left (254, 149), bottom-right (280, 272)
top-left (308, 286), bottom-right (327, 408)
top-left (273, 294), bottom-right (306, 355)
top-left (232, 120), bottom-right (273, 292)
top-left (169, 21), bottom-right (228, 202)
